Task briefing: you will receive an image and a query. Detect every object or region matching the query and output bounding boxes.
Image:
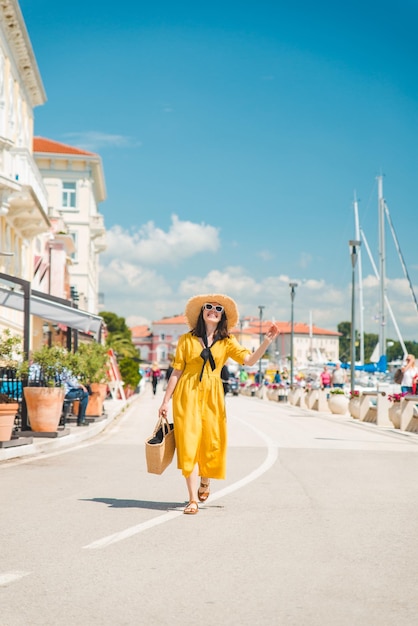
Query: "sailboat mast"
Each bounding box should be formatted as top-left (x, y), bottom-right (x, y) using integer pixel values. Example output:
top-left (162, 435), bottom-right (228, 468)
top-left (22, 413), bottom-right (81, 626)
top-left (309, 310), bottom-right (313, 360)
top-left (361, 228), bottom-right (408, 358)
top-left (377, 175), bottom-right (386, 360)
top-left (353, 194), bottom-right (364, 364)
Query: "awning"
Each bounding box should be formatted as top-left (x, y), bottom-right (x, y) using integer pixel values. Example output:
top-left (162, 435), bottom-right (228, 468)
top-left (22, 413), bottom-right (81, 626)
top-left (0, 285), bottom-right (103, 336)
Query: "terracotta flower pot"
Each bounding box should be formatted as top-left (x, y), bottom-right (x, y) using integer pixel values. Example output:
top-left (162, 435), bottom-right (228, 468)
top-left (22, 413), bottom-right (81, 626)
top-left (91, 382), bottom-right (107, 401)
top-left (86, 382), bottom-right (107, 417)
top-left (23, 387), bottom-right (65, 432)
top-left (0, 403), bottom-right (19, 441)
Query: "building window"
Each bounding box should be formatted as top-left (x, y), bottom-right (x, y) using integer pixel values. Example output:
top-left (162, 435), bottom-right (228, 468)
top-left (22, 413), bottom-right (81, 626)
top-left (70, 232), bottom-right (78, 262)
top-left (62, 182), bottom-right (77, 209)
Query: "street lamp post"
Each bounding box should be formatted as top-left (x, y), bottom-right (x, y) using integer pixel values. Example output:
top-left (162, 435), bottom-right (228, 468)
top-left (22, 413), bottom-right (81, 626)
top-left (349, 240), bottom-right (361, 394)
top-left (289, 282), bottom-right (298, 389)
top-left (258, 305), bottom-right (265, 385)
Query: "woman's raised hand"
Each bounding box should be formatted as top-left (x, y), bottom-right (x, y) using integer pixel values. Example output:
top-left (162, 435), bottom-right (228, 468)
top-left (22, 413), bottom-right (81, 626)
top-left (265, 323), bottom-right (280, 341)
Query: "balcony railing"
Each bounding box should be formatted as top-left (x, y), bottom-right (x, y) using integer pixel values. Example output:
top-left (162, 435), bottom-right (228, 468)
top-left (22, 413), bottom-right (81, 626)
top-left (10, 147), bottom-right (49, 213)
top-left (90, 214), bottom-right (106, 237)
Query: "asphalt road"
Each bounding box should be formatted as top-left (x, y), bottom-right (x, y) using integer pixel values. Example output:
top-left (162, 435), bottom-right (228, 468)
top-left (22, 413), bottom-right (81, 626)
top-left (1, 384), bottom-right (418, 626)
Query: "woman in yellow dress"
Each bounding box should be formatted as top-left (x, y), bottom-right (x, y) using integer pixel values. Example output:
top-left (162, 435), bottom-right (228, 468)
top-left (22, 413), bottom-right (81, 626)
top-left (158, 294), bottom-right (279, 515)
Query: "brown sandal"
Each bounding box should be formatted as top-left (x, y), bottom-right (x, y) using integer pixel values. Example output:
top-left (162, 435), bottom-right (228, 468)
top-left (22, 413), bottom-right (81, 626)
top-left (184, 501), bottom-right (198, 515)
top-left (198, 479), bottom-right (210, 502)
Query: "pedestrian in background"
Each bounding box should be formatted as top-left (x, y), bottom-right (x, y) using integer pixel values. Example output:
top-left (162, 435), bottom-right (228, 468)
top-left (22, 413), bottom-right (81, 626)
top-left (158, 293), bottom-right (279, 515)
top-left (239, 368), bottom-right (248, 383)
top-left (331, 362), bottom-right (347, 388)
top-left (400, 354), bottom-right (418, 393)
top-left (151, 362), bottom-right (160, 395)
top-left (60, 368), bottom-right (90, 426)
top-left (163, 364), bottom-right (173, 390)
top-left (273, 370), bottom-right (282, 384)
top-left (320, 365), bottom-right (332, 389)
top-left (221, 364), bottom-right (230, 395)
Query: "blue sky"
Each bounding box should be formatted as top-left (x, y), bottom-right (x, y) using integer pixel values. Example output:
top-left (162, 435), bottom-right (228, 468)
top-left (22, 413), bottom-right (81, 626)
top-left (19, 0), bottom-right (418, 341)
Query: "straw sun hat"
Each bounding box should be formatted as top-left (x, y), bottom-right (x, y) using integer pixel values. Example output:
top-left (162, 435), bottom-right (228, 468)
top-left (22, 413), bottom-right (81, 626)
top-left (184, 294), bottom-right (239, 330)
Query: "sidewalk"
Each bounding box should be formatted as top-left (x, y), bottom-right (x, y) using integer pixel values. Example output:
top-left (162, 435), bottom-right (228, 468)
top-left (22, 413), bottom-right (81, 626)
top-left (0, 394), bottom-right (139, 464)
top-left (3, 388), bottom-right (416, 465)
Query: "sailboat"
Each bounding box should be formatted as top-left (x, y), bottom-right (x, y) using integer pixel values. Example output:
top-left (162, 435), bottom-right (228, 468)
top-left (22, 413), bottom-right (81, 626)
top-left (352, 176), bottom-right (413, 374)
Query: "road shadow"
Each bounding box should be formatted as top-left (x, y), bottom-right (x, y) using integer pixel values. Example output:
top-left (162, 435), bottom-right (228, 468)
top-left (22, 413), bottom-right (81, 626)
top-left (80, 497), bottom-right (185, 511)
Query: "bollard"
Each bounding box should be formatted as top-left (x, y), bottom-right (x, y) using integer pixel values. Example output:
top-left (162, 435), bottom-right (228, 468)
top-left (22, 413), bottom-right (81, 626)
top-left (376, 391), bottom-right (392, 427)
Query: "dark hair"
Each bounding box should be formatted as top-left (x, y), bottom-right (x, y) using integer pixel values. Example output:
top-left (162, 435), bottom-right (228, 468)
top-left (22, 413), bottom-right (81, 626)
top-left (191, 309), bottom-right (229, 340)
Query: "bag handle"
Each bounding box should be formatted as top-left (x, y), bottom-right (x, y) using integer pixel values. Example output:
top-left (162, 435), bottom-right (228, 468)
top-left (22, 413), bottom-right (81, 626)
top-left (153, 414), bottom-right (171, 437)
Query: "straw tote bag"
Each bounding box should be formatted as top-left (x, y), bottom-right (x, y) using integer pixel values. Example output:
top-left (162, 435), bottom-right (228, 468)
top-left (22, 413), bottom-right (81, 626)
top-left (145, 415), bottom-right (175, 474)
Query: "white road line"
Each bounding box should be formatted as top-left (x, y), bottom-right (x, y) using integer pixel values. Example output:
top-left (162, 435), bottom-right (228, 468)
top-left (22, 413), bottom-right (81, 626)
top-left (83, 511), bottom-right (182, 549)
top-left (0, 571), bottom-right (30, 586)
top-left (208, 415), bottom-right (278, 501)
top-left (83, 414), bottom-right (278, 550)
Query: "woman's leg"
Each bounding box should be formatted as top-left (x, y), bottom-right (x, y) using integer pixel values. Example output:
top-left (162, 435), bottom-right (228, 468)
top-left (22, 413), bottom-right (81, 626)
top-left (183, 465), bottom-right (199, 514)
top-left (198, 476), bottom-right (210, 502)
top-left (185, 464), bottom-right (198, 502)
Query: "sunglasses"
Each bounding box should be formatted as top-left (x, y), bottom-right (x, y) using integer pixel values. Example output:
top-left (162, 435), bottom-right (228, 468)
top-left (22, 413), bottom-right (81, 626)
top-left (203, 303), bottom-right (224, 313)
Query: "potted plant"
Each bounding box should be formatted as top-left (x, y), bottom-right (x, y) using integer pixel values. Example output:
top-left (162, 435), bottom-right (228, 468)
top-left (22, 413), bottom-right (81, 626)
top-left (328, 387), bottom-right (349, 415)
top-left (74, 343), bottom-right (109, 417)
top-left (348, 389), bottom-right (361, 419)
top-left (0, 393), bottom-right (20, 442)
top-left (0, 329), bottom-right (23, 442)
top-left (22, 346), bottom-right (68, 433)
top-left (266, 383), bottom-right (279, 401)
top-left (387, 392), bottom-right (406, 429)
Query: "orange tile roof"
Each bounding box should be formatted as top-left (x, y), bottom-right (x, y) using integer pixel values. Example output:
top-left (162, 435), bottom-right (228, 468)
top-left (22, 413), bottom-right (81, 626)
top-left (153, 314), bottom-right (187, 325)
top-left (131, 325), bottom-right (151, 338)
top-left (33, 136), bottom-right (97, 157)
top-left (238, 320), bottom-right (340, 336)
top-left (147, 315), bottom-right (339, 336)
top-left (231, 326), bottom-right (257, 336)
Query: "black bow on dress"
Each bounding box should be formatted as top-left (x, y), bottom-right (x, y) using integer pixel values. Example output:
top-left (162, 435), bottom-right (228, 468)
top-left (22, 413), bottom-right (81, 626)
top-left (199, 333), bottom-right (217, 381)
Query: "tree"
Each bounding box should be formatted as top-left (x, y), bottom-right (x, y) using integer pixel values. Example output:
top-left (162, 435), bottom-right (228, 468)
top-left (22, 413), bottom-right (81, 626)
top-left (387, 340), bottom-right (418, 362)
top-left (119, 357), bottom-right (141, 391)
top-left (363, 333), bottom-right (379, 362)
top-left (99, 311), bottom-right (140, 387)
top-left (337, 318), bottom-right (418, 364)
top-left (100, 311), bottom-right (131, 339)
top-left (337, 322), bottom-right (351, 362)
top-left (337, 321), bottom-right (379, 363)
top-left (107, 333), bottom-right (138, 360)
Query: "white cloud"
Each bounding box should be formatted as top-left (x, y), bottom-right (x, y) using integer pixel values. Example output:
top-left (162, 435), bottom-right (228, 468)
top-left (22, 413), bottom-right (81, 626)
top-left (125, 314), bottom-right (151, 328)
top-left (102, 215), bottom-right (220, 265)
top-left (303, 278), bottom-right (326, 291)
top-left (62, 131), bottom-right (140, 151)
top-left (99, 220), bottom-right (418, 340)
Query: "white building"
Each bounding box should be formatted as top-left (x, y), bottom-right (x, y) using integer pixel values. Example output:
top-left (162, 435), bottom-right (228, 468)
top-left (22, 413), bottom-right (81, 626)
top-left (131, 315), bottom-right (341, 370)
top-left (0, 0), bottom-right (49, 336)
top-left (33, 137), bottom-right (107, 316)
top-left (0, 2), bottom-right (106, 349)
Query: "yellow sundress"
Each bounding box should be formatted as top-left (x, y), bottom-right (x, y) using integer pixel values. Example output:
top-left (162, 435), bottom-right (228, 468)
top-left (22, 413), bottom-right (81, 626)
top-left (171, 332), bottom-right (250, 479)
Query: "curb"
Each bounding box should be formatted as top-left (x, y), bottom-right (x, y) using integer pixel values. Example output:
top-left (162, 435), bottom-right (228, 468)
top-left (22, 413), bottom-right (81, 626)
top-left (0, 394), bottom-right (140, 464)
